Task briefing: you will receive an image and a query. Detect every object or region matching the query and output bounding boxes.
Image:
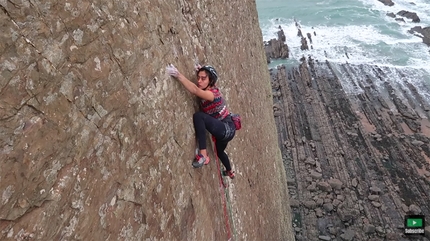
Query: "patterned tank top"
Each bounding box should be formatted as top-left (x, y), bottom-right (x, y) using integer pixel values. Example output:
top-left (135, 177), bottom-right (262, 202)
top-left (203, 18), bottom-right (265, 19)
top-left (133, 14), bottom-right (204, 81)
top-left (200, 87), bottom-right (230, 120)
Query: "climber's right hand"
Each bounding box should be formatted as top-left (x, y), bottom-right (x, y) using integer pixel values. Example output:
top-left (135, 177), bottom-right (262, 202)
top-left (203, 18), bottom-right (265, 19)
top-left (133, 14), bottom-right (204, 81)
top-left (166, 64), bottom-right (179, 78)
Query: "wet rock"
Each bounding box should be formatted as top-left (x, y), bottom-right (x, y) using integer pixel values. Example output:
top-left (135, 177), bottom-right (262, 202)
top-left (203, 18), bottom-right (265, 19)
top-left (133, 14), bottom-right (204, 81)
top-left (395, 18), bottom-right (406, 22)
top-left (264, 28), bottom-right (289, 62)
top-left (397, 10), bottom-right (420, 22)
top-left (307, 33), bottom-right (313, 44)
top-left (278, 27), bottom-right (286, 42)
top-left (386, 12), bottom-right (396, 18)
top-left (301, 37), bottom-right (309, 51)
top-left (378, 0), bottom-right (394, 6)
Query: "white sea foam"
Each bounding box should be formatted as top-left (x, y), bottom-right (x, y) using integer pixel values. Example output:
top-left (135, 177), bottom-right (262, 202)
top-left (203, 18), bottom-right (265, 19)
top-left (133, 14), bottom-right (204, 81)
top-left (258, 0), bottom-right (430, 100)
top-left (262, 18), bottom-right (430, 70)
top-left (358, 0), bottom-right (430, 24)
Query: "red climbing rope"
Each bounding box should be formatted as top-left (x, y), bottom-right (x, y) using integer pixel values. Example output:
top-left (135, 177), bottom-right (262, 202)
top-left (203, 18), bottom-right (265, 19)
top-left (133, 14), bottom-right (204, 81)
top-left (212, 135), bottom-right (232, 240)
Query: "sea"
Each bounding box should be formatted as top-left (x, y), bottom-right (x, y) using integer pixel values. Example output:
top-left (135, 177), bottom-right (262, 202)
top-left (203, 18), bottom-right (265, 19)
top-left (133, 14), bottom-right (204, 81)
top-left (256, 0), bottom-right (430, 96)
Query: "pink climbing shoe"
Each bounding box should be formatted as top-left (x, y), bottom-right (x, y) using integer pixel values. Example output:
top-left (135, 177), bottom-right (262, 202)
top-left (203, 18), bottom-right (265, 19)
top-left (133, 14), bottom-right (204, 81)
top-left (192, 154), bottom-right (210, 168)
top-left (223, 170), bottom-right (235, 179)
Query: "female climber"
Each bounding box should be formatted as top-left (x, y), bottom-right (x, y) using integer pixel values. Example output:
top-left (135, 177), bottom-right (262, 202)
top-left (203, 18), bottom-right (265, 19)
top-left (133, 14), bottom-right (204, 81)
top-left (166, 64), bottom-right (236, 179)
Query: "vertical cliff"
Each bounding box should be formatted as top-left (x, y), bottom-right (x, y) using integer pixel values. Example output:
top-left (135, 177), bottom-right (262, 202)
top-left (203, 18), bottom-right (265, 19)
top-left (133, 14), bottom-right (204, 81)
top-left (0, 1), bottom-right (294, 240)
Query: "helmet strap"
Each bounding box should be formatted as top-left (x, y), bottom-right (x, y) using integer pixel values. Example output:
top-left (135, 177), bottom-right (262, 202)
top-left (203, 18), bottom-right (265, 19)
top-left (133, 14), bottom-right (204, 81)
top-left (202, 83), bottom-right (210, 90)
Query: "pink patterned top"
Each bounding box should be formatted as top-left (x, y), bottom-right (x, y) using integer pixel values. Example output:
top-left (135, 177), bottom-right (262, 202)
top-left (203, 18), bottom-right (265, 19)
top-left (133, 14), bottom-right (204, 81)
top-left (200, 88), bottom-right (230, 120)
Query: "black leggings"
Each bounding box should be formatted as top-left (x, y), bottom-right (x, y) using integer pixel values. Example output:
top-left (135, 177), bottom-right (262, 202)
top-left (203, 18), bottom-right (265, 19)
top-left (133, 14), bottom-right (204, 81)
top-left (193, 112), bottom-right (235, 171)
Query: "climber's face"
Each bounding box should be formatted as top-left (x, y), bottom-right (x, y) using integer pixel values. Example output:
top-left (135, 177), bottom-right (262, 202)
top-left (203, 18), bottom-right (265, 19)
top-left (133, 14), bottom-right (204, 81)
top-left (197, 72), bottom-right (210, 90)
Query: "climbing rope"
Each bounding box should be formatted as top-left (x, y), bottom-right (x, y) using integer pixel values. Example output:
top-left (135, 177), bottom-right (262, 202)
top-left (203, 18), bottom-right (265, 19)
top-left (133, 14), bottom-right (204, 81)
top-left (211, 135), bottom-right (233, 240)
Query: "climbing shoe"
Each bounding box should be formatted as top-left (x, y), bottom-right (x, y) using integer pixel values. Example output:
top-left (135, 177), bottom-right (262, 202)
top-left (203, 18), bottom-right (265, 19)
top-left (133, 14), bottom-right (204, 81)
top-left (192, 154), bottom-right (210, 168)
top-left (223, 170), bottom-right (235, 179)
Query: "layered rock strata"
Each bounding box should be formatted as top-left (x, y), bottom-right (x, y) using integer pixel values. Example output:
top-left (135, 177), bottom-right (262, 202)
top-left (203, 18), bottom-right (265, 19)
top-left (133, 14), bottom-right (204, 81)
top-left (269, 54), bottom-right (430, 241)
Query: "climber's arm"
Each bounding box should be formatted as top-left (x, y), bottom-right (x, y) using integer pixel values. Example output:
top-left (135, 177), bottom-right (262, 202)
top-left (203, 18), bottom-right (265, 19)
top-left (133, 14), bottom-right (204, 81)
top-left (166, 64), bottom-right (214, 102)
top-left (175, 73), bottom-right (214, 102)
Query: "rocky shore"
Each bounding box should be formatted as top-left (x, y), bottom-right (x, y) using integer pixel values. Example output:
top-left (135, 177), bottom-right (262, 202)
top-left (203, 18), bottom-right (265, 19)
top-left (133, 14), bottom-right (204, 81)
top-left (266, 26), bottom-right (430, 241)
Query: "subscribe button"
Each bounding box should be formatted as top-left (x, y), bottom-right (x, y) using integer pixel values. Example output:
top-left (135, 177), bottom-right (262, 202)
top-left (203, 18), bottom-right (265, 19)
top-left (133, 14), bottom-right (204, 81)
top-left (404, 215), bottom-right (425, 235)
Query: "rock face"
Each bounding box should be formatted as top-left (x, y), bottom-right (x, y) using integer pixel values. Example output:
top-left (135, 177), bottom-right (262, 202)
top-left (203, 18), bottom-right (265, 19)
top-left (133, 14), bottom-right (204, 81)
top-left (0, 1), bottom-right (294, 241)
top-left (271, 58), bottom-right (430, 240)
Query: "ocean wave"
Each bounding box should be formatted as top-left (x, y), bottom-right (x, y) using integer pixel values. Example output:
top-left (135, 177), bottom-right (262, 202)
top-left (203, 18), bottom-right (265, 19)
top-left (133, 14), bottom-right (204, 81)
top-left (261, 16), bottom-right (430, 71)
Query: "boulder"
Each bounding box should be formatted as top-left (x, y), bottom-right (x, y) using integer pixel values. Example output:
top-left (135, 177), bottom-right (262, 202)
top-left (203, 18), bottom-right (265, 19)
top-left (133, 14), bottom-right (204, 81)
top-left (328, 178), bottom-right (343, 190)
top-left (386, 12), bottom-right (396, 18)
top-left (409, 26), bottom-right (430, 46)
top-left (397, 10), bottom-right (420, 22)
top-left (378, 0), bottom-right (394, 6)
